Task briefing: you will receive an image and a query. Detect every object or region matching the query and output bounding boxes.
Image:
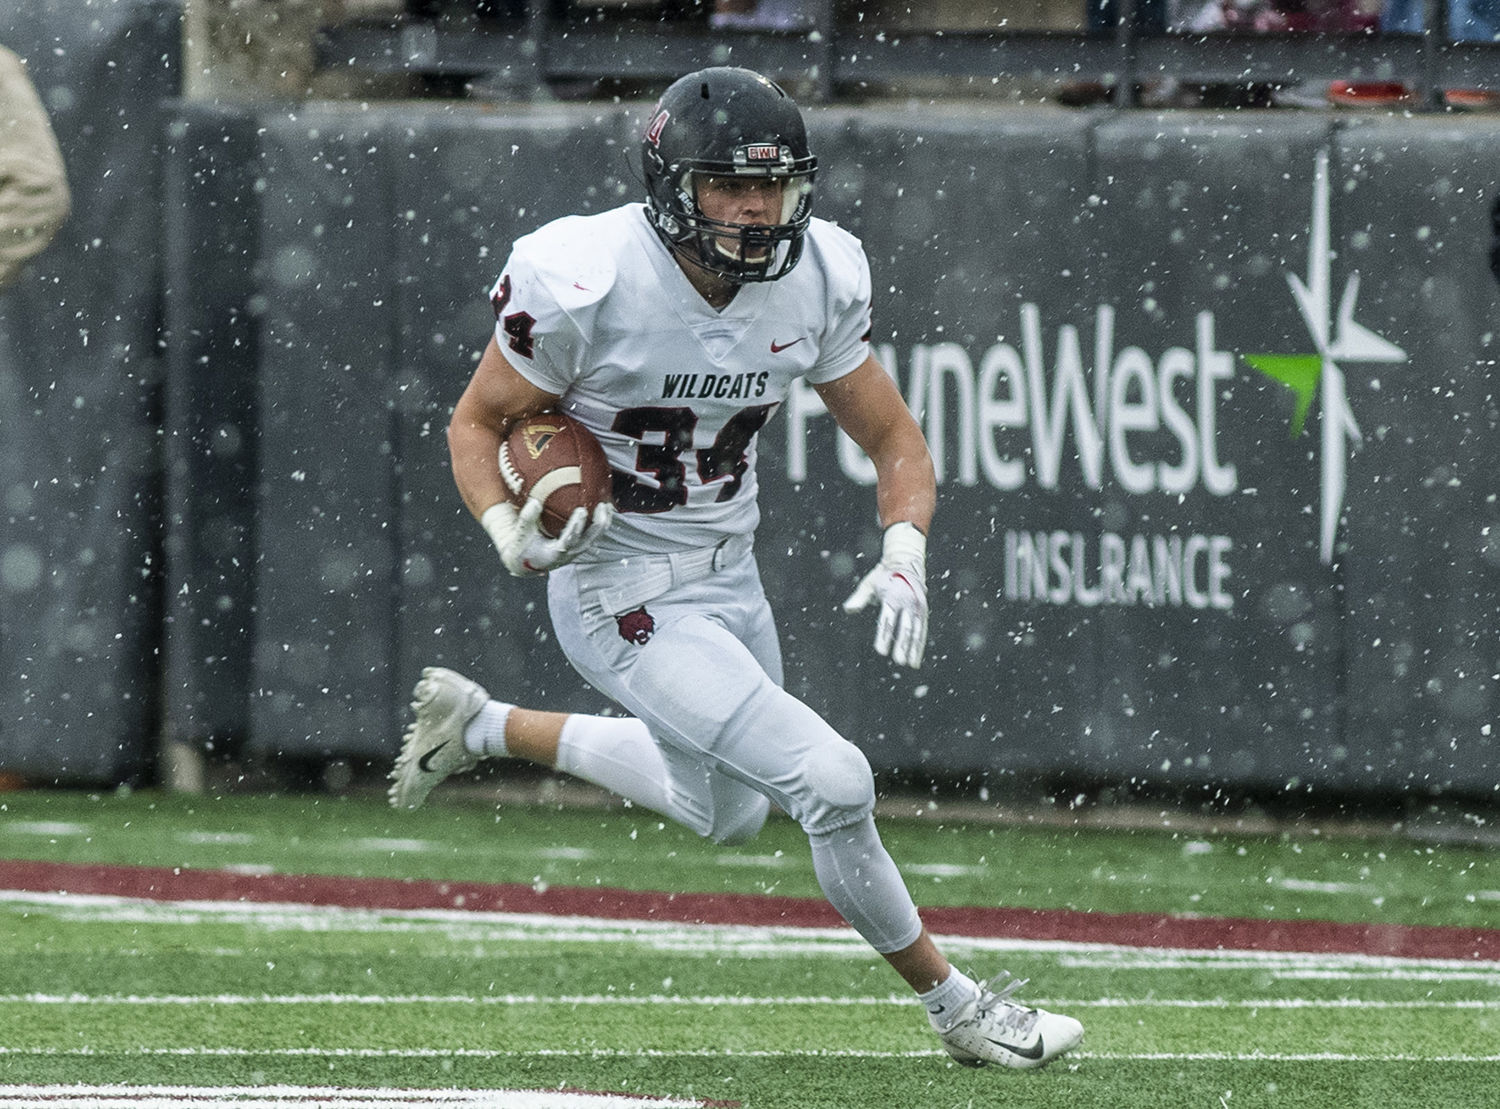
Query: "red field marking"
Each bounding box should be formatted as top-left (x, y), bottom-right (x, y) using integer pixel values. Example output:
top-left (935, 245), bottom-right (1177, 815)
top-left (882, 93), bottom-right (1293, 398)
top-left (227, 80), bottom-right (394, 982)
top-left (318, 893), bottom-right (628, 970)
top-left (2, 858), bottom-right (1497, 962)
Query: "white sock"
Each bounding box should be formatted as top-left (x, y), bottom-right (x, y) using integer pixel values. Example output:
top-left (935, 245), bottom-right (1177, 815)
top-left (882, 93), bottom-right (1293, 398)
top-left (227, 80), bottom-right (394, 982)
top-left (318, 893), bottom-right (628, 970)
top-left (463, 700), bottom-right (513, 757)
top-left (919, 968), bottom-right (979, 1032)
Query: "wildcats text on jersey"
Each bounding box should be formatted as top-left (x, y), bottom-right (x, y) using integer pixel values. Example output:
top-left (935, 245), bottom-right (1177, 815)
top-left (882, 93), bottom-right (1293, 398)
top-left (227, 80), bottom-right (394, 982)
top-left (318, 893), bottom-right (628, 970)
top-left (662, 371), bottom-right (771, 401)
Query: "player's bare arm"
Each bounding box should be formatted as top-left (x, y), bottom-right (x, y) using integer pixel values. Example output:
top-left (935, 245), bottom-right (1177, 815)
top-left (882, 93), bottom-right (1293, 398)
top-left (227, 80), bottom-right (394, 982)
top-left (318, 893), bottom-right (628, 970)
top-left (447, 336), bottom-right (561, 522)
top-left (815, 354), bottom-right (936, 532)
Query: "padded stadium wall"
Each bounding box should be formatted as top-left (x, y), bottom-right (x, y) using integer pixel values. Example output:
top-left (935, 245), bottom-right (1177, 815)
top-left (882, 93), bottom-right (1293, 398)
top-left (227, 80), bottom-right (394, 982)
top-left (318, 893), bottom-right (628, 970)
top-left (4, 61), bottom-right (1498, 801)
top-left (157, 102), bottom-right (1500, 800)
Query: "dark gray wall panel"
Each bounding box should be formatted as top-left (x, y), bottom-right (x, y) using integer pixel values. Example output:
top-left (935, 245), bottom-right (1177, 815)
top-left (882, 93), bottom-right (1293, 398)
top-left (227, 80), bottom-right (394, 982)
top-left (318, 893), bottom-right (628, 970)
top-left (1331, 118), bottom-right (1500, 795)
top-left (1084, 115), bottom-right (1345, 792)
top-left (0, 0), bottom-right (179, 783)
top-left (245, 108), bottom-right (402, 760)
top-left (161, 103), bottom-right (263, 753)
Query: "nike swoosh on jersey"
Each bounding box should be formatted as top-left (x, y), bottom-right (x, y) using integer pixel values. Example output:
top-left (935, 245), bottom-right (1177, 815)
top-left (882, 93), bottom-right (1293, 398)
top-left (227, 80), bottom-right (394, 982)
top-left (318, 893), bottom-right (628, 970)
top-left (770, 337), bottom-right (806, 353)
top-left (418, 740), bottom-right (452, 772)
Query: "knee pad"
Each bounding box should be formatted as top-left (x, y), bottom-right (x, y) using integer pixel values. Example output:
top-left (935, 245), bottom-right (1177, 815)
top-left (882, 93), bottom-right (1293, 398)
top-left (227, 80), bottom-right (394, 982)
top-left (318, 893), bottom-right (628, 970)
top-left (732, 683), bottom-right (876, 835)
top-left (801, 732), bottom-right (876, 828)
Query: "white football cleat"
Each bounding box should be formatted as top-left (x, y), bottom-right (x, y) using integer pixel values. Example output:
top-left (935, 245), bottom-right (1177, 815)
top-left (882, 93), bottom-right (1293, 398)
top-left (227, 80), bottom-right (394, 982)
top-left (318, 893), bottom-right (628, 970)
top-left (387, 667), bottom-right (488, 811)
top-left (937, 972), bottom-right (1083, 1069)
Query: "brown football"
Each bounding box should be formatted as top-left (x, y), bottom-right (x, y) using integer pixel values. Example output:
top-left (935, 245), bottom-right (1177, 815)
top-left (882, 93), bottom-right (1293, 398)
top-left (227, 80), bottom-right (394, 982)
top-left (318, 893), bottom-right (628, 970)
top-left (498, 410), bottom-right (613, 539)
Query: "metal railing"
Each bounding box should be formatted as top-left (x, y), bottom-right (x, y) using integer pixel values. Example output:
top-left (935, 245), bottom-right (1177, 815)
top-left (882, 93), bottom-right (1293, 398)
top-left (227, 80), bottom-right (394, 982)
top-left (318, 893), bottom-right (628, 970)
top-left (314, 0), bottom-right (1500, 106)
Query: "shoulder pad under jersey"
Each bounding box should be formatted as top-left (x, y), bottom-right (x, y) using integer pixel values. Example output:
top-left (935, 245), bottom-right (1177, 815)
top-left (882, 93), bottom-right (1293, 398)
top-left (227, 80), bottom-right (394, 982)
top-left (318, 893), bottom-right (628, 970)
top-left (509, 211), bottom-right (624, 313)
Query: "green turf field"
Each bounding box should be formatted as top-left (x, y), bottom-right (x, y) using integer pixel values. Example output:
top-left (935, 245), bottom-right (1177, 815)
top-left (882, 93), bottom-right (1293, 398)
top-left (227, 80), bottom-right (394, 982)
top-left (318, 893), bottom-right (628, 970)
top-left (1, 788), bottom-right (1497, 1107)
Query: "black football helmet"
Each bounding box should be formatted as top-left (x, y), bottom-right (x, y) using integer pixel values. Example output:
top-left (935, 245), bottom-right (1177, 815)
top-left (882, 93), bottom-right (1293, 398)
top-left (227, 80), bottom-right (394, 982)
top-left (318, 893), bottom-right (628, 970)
top-left (642, 67), bottom-right (817, 283)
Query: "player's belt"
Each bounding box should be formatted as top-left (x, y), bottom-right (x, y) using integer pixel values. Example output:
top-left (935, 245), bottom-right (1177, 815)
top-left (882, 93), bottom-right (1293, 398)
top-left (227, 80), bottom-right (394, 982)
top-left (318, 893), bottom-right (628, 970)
top-left (577, 532), bottom-right (755, 617)
top-left (667, 532), bottom-right (754, 581)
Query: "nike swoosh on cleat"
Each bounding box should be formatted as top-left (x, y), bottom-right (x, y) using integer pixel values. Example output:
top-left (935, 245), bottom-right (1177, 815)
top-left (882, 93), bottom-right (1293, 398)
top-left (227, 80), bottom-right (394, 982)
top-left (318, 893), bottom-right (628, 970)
top-left (770, 337), bottom-right (806, 353)
top-left (417, 740), bottom-right (452, 773)
top-left (987, 1034), bottom-right (1045, 1061)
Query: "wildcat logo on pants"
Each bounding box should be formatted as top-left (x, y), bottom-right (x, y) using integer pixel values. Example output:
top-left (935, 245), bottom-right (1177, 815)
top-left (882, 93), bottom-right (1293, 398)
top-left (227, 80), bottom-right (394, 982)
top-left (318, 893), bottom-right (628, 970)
top-left (617, 607), bottom-right (655, 645)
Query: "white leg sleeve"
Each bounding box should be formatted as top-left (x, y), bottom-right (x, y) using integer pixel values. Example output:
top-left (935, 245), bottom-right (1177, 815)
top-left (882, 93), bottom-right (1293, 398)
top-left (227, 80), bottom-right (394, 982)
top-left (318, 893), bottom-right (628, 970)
top-left (809, 815), bottom-right (923, 955)
top-left (553, 714), bottom-right (677, 818)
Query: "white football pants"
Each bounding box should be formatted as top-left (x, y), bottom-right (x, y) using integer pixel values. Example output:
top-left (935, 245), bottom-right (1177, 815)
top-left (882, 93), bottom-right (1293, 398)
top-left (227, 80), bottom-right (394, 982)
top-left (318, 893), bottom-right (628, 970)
top-left (544, 543), bottom-right (923, 954)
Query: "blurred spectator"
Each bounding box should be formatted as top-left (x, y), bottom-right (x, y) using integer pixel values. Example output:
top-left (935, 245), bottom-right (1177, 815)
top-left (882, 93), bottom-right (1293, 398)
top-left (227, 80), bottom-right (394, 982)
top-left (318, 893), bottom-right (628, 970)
top-left (1380, 0), bottom-right (1498, 41)
top-left (1174, 0), bottom-right (1377, 106)
top-left (0, 45), bottom-right (69, 290)
top-left (1057, 0), bottom-right (1169, 105)
top-left (1084, 0), bottom-right (1170, 33)
top-left (1178, 0), bottom-right (1373, 32)
top-left (709, 0), bottom-right (814, 30)
top-left (1330, 0), bottom-right (1499, 108)
top-left (1064, 0), bottom-right (1376, 106)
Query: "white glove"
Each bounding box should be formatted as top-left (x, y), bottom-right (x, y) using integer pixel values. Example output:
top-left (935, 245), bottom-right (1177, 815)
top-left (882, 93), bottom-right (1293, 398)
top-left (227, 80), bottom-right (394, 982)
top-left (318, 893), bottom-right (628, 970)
top-left (480, 498), bottom-right (613, 577)
top-left (842, 521), bottom-right (928, 669)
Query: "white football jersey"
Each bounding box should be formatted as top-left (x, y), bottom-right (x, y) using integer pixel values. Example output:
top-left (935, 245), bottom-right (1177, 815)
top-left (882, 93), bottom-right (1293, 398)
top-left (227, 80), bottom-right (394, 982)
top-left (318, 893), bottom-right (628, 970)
top-left (488, 203), bottom-right (872, 557)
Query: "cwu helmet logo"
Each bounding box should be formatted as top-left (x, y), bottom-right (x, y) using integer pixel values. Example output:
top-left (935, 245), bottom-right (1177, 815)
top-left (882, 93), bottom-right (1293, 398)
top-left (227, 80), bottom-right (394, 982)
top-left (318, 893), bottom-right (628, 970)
top-left (1241, 149), bottom-right (1407, 566)
top-left (616, 606), bottom-right (655, 645)
top-left (645, 109), bottom-right (669, 147)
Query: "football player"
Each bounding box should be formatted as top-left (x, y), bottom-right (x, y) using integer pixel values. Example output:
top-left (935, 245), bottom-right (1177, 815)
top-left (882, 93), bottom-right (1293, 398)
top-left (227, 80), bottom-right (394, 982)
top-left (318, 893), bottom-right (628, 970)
top-left (389, 66), bottom-right (1083, 1070)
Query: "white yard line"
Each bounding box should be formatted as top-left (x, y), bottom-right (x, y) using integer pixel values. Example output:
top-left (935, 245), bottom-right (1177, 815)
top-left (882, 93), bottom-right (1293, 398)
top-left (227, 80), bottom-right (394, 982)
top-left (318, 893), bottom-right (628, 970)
top-left (0, 993), bottom-right (1491, 1010)
top-left (0, 1047), bottom-right (1497, 1064)
top-left (2, 823), bottom-right (89, 837)
top-left (4, 888), bottom-right (1499, 977)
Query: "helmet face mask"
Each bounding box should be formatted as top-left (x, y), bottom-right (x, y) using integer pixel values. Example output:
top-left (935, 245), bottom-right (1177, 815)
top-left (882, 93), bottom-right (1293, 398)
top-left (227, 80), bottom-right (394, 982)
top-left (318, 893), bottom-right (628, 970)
top-left (681, 170), bottom-right (812, 273)
top-left (643, 68), bottom-right (817, 283)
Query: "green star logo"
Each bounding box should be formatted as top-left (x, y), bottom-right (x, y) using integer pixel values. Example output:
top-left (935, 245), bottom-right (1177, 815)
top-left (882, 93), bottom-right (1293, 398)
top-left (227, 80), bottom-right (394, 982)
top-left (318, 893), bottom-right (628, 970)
top-left (1242, 353), bottom-right (1322, 438)
top-left (1239, 150), bottom-right (1406, 564)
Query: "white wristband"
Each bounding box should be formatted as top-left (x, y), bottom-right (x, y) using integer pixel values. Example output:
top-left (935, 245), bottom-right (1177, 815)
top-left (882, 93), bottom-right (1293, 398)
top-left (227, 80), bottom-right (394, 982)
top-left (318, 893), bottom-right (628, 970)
top-left (882, 521), bottom-right (927, 565)
top-left (480, 502), bottom-right (513, 549)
